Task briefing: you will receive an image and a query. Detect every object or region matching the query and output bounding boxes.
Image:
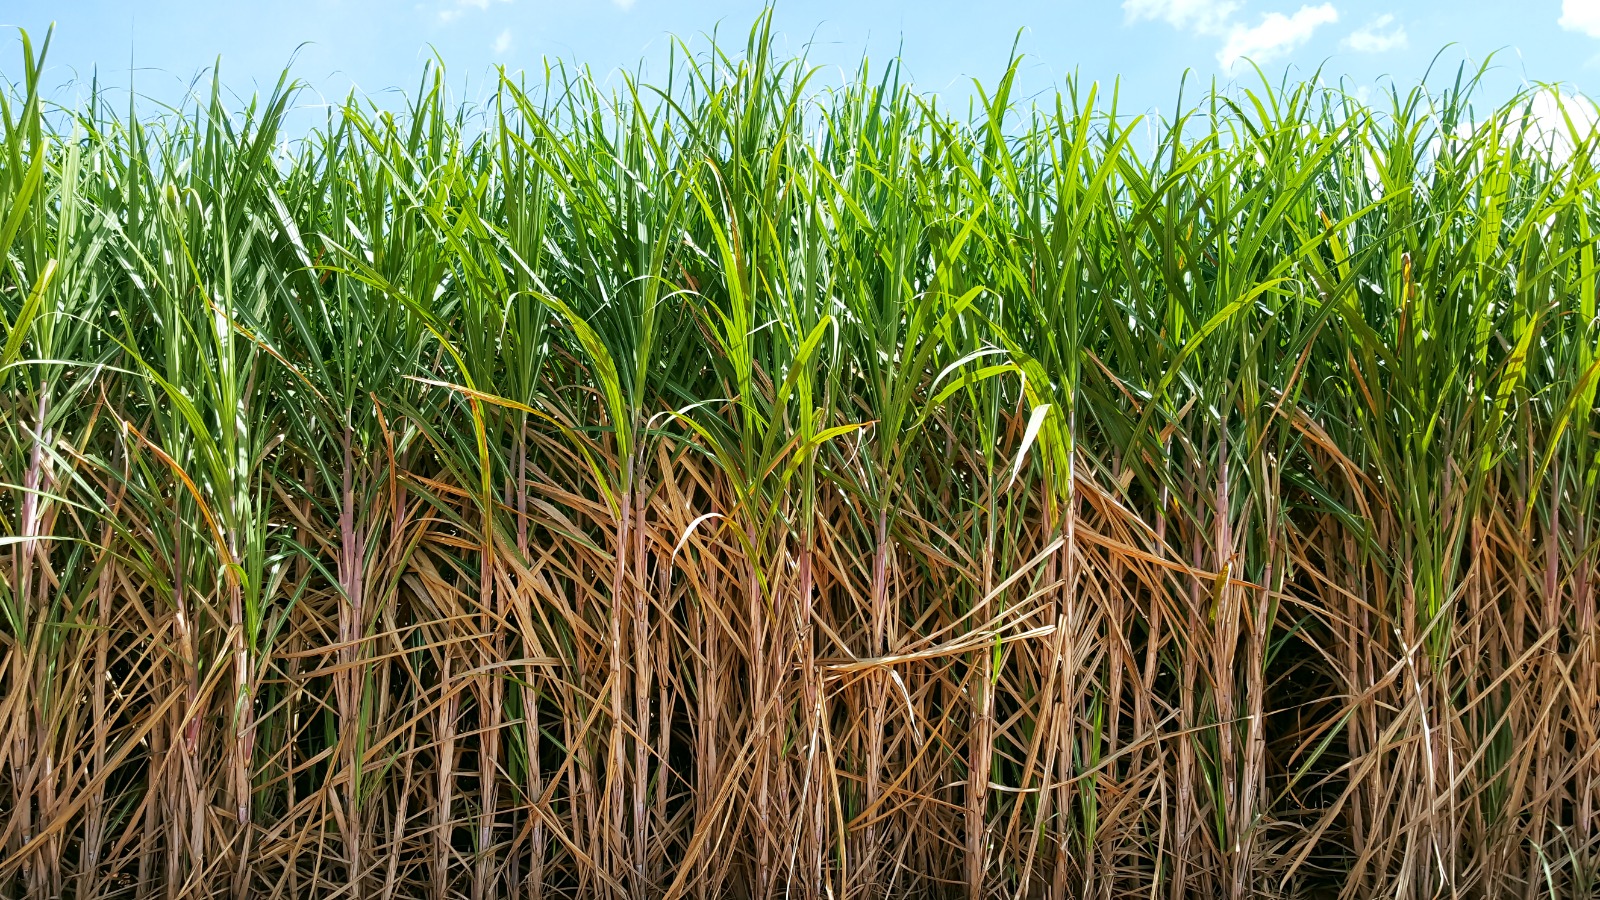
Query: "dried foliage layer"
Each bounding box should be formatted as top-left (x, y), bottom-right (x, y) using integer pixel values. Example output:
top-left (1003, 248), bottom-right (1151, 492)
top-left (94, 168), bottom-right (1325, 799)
top-left (2, 17), bottom-right (1599, 899)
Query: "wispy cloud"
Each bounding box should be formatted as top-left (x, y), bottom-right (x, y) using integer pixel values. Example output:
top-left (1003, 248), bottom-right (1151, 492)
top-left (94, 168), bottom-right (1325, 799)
top-left (1123, 0), bottom-right (1240, 35)
top-left (439, 0), bottom-right (629, 21)
top-left (1218, 5), bottom-right (1338, 71)
top-left (1561, 0), bottom-right (1600, 38)
top-left (1125, 0), bottom-right (1340, 72)
top-left (1343, 14), bottom-right (1406, 53)
top-left (438, 0), bottom-right (510, 25)
top-left (493, 28), bottom-right (513, 54)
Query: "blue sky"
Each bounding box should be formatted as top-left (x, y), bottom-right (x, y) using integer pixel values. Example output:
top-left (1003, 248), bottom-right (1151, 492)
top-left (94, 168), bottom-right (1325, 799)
top-left (7, 1), bottom-right (1600, 117)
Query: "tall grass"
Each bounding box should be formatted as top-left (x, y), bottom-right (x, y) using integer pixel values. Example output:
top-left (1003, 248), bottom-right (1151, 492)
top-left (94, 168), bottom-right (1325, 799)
top-left (2, 15), bottom-right (1598, 898)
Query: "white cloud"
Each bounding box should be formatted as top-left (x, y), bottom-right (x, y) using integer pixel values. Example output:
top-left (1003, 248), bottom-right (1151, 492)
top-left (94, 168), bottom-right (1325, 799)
top-left (1123, 0), bottom-right (1240, 35)
top-left (493, 28), bottom-right (513, 54)
top-left (437, 0), bottom-right (626, 24)
top-left (1525, 89), bottom-right (1598, 162)
top-left (438, 0), bottom-right (508, 24)
top-left (1422, 91), bottom-right (1597, 168)
top-left (1560, 0), bottom-right (1600, 38)
top-left (1218, 4), bottom-right (1339, 71)
top-left (1127, 0), bottom-right (1340, 71)
top-left (1344, 14), bottom-right (1407, 53)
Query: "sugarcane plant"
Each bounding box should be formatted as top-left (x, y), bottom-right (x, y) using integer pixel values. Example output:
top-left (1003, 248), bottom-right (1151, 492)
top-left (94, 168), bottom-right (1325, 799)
top-left (1, 11), bottom-right (1598, 899)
